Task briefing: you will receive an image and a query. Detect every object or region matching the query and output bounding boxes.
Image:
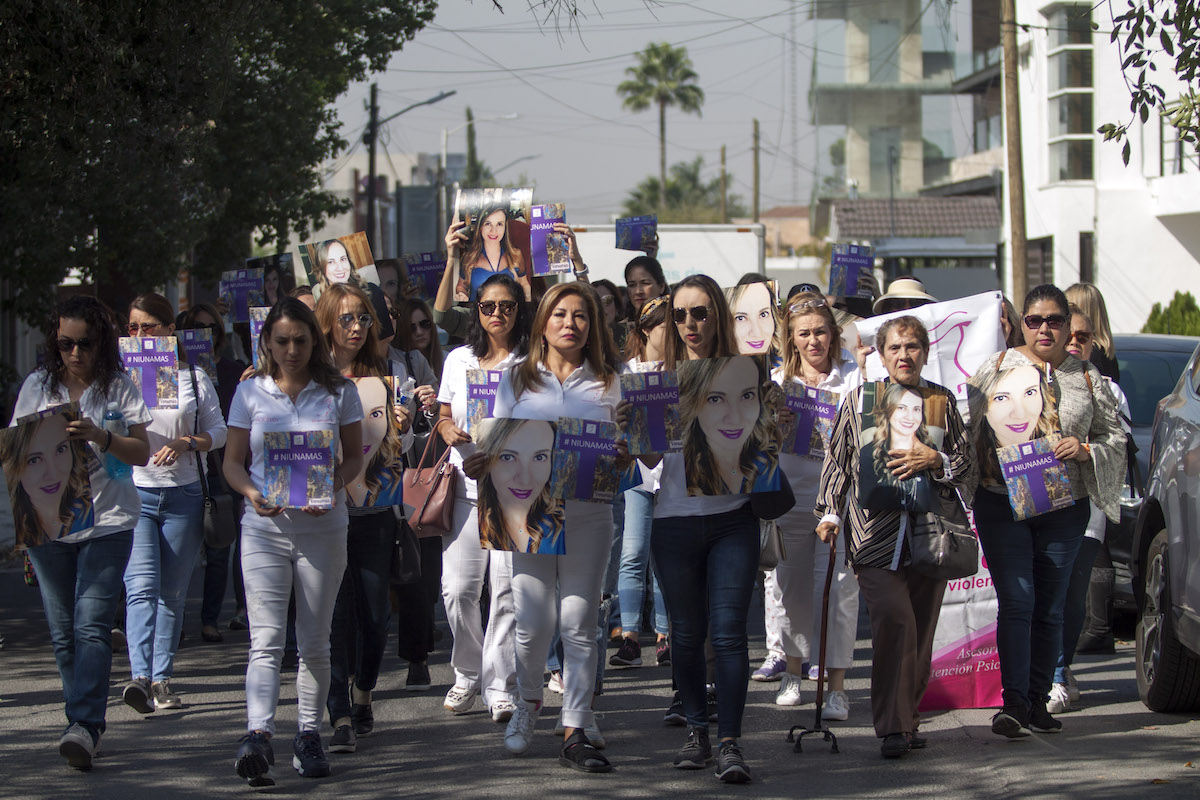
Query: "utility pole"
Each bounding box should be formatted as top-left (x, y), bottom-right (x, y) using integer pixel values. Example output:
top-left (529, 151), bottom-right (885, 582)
top-left (789, 1), bottom-right (799, 203)
top-left (888, 144), bottom-right (897, 236)
top-left (365, 83), bottom-right (380, 252)
top-left (720, 145), bottom-right (727, 223)
top-left (753, 118), bottom-right (760, 223)
top-left (1001, 0), bottom-right (1028, 298)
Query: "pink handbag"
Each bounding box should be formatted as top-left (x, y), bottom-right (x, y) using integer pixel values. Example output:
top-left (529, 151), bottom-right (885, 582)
top-left (403, 418), bottom-right (457, 537)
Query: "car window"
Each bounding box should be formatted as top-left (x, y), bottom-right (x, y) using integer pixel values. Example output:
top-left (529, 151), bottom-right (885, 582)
top-left (1117, 350), bottom-right (1194, 425)
top-left (1193, 352), bottom-right (1200, 396)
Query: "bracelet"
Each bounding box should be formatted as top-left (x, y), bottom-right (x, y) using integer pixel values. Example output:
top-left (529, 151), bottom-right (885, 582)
top-left (100, 430), bottom-right (112, 453)
top-left (573, 262), bottom-right (589, 276)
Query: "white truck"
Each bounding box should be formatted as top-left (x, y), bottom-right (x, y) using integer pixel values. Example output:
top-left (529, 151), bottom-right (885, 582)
top-left (569, 223), bottom-right (766, 288)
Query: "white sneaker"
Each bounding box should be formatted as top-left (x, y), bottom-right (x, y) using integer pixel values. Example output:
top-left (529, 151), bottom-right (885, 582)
top-left (504, 700), bottom-right (540, 755)
top-left (1047, 683), bottom-right (1072, 714)
top-left (1064, 667), bottom-right (1081, 702)
top-left (553, 715), bottom-right (606, 749)
top-left (821, 689), bottom-right (850, 721)
top-left (546, 671), bottom-right (564, 694)
top-left (807, 664), bottom-right (824, 681)
top-left (775, 672), bottom-right (804, 706)
top-left (58, 724), bottom-right (96, 770)
top-left (490, 698), bottom-right (517, 723)
top-left (444, 683), bottom-right (478, 714)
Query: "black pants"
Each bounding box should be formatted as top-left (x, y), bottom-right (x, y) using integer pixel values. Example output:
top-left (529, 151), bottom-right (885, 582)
top-left (396, 536), bottom-right (444, 663)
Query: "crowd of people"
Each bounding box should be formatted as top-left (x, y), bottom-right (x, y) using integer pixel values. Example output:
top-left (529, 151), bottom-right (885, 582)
top-left (7, 216), bottom-right (1128, 786)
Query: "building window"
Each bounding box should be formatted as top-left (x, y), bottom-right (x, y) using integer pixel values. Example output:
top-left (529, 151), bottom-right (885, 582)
top-left (1079, 231), bottom-right (1094, 283)
top-left (1046, 5), bottom-right (1093, 181)
top-left (1027, 236), bottom-right (1053, 287)
top-left (869, 20), bottom-right (901, 83)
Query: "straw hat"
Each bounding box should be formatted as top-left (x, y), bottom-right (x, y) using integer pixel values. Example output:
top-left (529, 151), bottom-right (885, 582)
top-left (873, 277), bottom-right (937, 313)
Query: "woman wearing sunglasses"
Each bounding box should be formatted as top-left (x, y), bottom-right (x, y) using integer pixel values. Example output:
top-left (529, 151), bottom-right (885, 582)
top-left (966, 284), bottom-right (1125, 738)
top-left (313, 283), bottom-right (414, 754)
top-left (120, 293), bottom-right (227, 715)
top-left (10, 295), bottom-right (152, 769)
top-left (435, 273), bottom-right (530, 724)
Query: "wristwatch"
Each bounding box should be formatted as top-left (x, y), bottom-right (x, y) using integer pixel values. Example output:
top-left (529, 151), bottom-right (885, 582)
top-left (186, 436), bottom-right (197, 451)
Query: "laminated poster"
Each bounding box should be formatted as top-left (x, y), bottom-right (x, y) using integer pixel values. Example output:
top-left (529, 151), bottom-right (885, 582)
top-left (179, 328), bottom-right (217, 385)
top-left (219, 268), bottom-right (265, 323)
top-left (262, 430), bottom-right (335, 509)
top-left (297, 231), bottom-right (378, 301)
top-left (475, 417), bottom-right (565, 556)
top-left (856, 381), bottom-right (947, 514)
top-left (119, 337), bottom-right (179, 409)
top-left (550, 418), bottom-right (624, 504)
top-left (453, 187), bottom-right (533, 242)
top-left (724, 280), bottom-right (779, 356)
top-left (997, 433), bottom-right (1073, 521)
top-left (347, 377), bottom-right (405, 508)
top-left (615, 214), bottom-right (657, 252)
top-left (249, 307), bottom-right (270, 369)
top-left (402, 252), bottom-right (449, 301)
top-left (828, 243), bottom-right (874, 299)
top-left (782, 383), bottom-right (837, 458)
top-left (245, 253), bottom-right (295, 306)
top-left (620, 370), bottom-right (683, 455)
top-left (530, 204), bottom-right (571, 276)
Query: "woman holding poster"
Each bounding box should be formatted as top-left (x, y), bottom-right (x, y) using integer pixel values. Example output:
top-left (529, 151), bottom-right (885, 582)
top-left (10, 295), bottom-right (152, 769)
top-left (223, 297), bottom-right (363, 787)
top-left (765, 291), bottom-right (862, 721)
top-left (314, 283), bottom-right (412, 754)
top-left (446, 207), bottom-right (532, 302)
top-left (815, 315), bottom-right (971, 759)
top-left (121, 293), bottom-right (227, 716)
top-left (966, 285), bottom-right (1124, 739)
top-left (467, 282), bottom-right (620, 773)
top-left (435, 272), bottom-right (530, 723)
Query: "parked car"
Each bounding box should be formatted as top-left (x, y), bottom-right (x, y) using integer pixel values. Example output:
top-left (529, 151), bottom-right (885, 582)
top-left (1131, 337), bottom-right (1200, 711)
top-left (1109, 335), bottom-right (1200, 611)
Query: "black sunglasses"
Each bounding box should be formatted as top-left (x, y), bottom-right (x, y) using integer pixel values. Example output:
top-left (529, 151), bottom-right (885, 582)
top-left (672, 305), bottom-right (710, 324)
top-left (336, 313), bottom-right (373, 330)
top-left (56, 337), bottom-right (95, 353)
top-left (478, 300), bottom-right (517, 317)
top-left (411, 319), bottom-right (434, 331)
top-left (1023, 314), bottom-right (1067, 331)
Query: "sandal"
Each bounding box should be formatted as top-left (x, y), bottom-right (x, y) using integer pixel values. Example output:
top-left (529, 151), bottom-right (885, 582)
top-left (559, 730), bottom-right (612, 773)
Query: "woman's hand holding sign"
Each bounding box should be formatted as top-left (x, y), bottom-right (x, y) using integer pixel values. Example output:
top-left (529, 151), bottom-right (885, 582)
top-left (887, 440), bottom-right (942, 481)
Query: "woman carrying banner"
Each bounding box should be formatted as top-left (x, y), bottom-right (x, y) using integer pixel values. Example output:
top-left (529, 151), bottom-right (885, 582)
top-left (121, 293), bottom-right (227, 714)
top-left (966, 285), bottom-right (1124, 737)
top-left (768, 291), bottom-right (862, 720)
top-left (223, 297), bottom-right (364, 786)
top-left (466, 282), bottom-right (621, 773)
top-left (815, 315), bottom-right (971, 759)
top-left (435, 272), bottom-right (530, 722)
top-left (10, 295), bottom-right (152, 769)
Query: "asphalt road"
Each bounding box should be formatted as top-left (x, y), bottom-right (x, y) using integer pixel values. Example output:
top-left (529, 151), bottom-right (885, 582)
top-left (1, 564), bottom-right (1197, 800)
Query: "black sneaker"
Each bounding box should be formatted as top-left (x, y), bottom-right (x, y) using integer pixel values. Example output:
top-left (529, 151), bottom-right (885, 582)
top-left (406, 661), bottom-right (432, 691)
top-left (1029, 703), bottom-right (1062, 734)
top-left (329, 724), bottom-right (356, 753)
top-left (714, 741), bottom-right (752, 783)
top-left (880, 732), bottom-right (911, 759)
top-left (351, 702), bottom-right (374, 736)
top-left (991, 704), bottom-right (1032, 738)
top-left (663, 691), bottom-right (686, 726)
top-left (656, 638), bottom-right (671, 666)
top-left (673, 727), bottom-right (712, 769)
top-left (609, 637), bottom-right (642, 667)
top-left (706, 686), bottom-right (718, 722)
top-left (292, 730), bottom-right (330, 778)
top-left (235, 731), bottom-right (275, 788)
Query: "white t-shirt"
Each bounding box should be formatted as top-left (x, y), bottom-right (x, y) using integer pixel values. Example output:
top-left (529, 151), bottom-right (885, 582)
top-left (437, 344), bottom-right (524, 501)
top-left (133, 366), bottom-right (228, 488)
top-left (227, 374), bottom-right (364, 535)
top-left (11, 370), bottom-right (154, 542)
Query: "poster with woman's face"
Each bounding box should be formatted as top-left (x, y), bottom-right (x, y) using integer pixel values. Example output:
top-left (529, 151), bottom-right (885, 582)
top-left (724, 281), bottom-right (779, 356)
top-left (246, 253), bottom-right (297, 307)
top-left (297, 231), bottom-right (380, 301)
top-left (0, 404), bottom-right (96, 548)
top-left (856, 381), bottom-right (948, 513)
top-left (344, 377), bottom-right (405, 508)
top-left (476, 417), bottom-right (565, 555)
top-left (677, 356), bottom-right (781, 496)
top-left (983, 364), bottom-right (1055, 449)
top-left (453, 187), bottom-right (533, 242)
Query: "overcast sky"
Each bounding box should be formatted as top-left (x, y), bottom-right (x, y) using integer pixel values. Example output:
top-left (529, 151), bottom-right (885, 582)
top-left (332, 0), bottom-right (844, 221)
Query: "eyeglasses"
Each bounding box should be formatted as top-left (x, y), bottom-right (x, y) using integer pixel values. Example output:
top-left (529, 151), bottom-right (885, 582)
top-left (56, 337), bottom-right (95, 353)
top-left (478, 300), bottom-right (517, 317)
top-left (788, 298), bottom-right (828, 313)
top-left (411, 319), bottom-right (434, 331)
top-left (1068, 330), bottom-right (1093, 344)
top-left (336, 313), bottom-right (373, 330)
top-left (127, 322), bottom-right (160, 335)
top-left (672, 305), bottom-right (710, 324)
top-left (1023, 314), bottom-right (1067, 331)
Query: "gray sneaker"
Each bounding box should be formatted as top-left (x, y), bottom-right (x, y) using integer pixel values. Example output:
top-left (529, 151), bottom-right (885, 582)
top-left (152, 679), bottom-right (183, 709)
top-left (58, 724), bottom-right (97, 770)
top-left (123, 677), bottom-right (155, 714)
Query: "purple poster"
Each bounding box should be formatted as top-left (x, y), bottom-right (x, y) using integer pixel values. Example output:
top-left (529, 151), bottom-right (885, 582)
top-left (615, 214), bottom-right (657, 252)
top-left (262, 429), bottom-right (335, 509)
top-left (550, 418), bottom-right (622, 503)
top-left (782, 383), bottom-right (837, 458)
top-left (404, 251), bottom-right (448, 301)
top-left (119, 337), bottom-right (179, 409)
top-left (997, 433), bottom-right (1074, 521)
top-left (249, 307), bottom-right (270, 369)
top-left (467, 369), bottom-right (504, 440)
top-left (620, 370), bottom-right (682, 455)
top-left (530, 203), bottom-right (571, 276)
top-left (179, 328), bottom-right (217, 385)
top-left (828, 243), bottom-right (874, 298)
top-left (219, 268), bottom-right (265, 323)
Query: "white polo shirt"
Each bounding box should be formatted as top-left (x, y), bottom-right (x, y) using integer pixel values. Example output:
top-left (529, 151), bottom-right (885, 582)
top-left (11, 370), bottom-right (153, 542)
top-left (133, 366), bottom-right (228, 488)
top-left (227, 374), bottom-right (363, 535)
top-left (493, 359), bottom-right (621, 425)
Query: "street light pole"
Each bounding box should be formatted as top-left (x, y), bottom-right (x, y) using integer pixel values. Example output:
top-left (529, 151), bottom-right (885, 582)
top-left (438, 113), bottom-right (519, 236)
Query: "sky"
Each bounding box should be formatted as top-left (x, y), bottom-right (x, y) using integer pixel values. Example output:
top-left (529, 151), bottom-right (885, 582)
top-left (331, 0), bottom-right (845, 221)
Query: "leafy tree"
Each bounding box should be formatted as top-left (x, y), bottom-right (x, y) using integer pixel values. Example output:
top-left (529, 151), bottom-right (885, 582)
top-left (1142, 291), bottom-right (1200, 335)
top-left (622, 157), bottom-right (747, 223)
top-left (821, 138), bottom-right (846, 193)
top-left (464, 107), bottom-right (497, 186)
top-left (617, 42), bottom-right (705, 215)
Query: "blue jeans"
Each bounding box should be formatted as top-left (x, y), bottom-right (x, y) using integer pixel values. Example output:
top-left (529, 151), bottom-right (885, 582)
top-left (974, 489), bottom-right (1088, 711)
top-left (1055, 535), bottom-right (1104, 683)
top-left (618, 489), bottom-right (668, 635)
top-left (605, 492), bottom-right (624, 630)
top-left (27, 531), bottom-right (134, 738)
top-left (125, 483), bottom-right (206, 681)
top-left (652, 503), bottom-right (758, 739)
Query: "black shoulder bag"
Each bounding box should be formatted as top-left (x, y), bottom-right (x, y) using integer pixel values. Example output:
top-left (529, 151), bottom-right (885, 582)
top-left (187, 367), bottom-right (238, 549)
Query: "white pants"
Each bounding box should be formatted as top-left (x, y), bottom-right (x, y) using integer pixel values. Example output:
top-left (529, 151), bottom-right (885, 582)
top-left (443, 493), bottom-right (517, 706)
top-left (241, 524), bottom-right (347, 734)
top-left (511, 501), bottom-right (612, 729)
top-left (771, 506), bottom-right (860, 670)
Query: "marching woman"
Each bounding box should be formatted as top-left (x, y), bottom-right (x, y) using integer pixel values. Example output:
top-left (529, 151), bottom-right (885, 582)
top-left (468, 282), bottom-right (621, 773)
top-left (223, 297), bottom-right (364, 787)
top-left (436, 272), bottom-right (531, 721)
top-left (121, 293), bottom-right (227, 713)
top-left (314, 283), bottom-right (413, 754)
top-left (770, 291), bottom-right (861, 719)
top-left (10, 295), bottom-right (152, 769)
top-left (967, 285), bottom-right (1124, 737)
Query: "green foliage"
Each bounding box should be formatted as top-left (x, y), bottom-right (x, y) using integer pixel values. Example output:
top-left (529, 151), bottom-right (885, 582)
top-left (464, 108), bottom-right (496, 187)
top-left (622, 157), bottom-right (747, 223)
top-left (1142, 291), bottom-right (1200, 335)
top-left (0, 0), bottom-right (435, 325)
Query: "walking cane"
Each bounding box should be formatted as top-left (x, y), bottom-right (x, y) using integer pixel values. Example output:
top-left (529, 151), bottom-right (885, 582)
top-left (787, 532), bottom-right (840, 754)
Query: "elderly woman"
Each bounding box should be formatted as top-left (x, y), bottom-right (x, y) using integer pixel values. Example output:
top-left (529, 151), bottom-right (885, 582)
top-left (815, 315), bottom-right (971, 760)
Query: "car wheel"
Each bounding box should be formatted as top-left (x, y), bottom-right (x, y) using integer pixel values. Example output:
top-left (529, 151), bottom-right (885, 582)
top-left (1136, 530), bottom-right (1200, 712)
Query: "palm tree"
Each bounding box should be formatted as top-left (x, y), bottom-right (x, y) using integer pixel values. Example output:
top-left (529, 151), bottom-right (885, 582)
top-left (617, 42), bottom-right (705, 215)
